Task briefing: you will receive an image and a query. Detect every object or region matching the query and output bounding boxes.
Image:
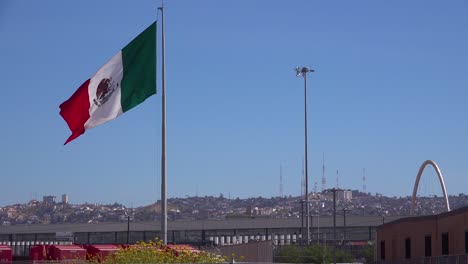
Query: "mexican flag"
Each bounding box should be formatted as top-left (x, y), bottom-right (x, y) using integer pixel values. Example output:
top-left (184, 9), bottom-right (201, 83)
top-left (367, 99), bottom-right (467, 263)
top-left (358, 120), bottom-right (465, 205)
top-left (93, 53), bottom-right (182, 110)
top-left (60, 22), bottom-right (156, 145)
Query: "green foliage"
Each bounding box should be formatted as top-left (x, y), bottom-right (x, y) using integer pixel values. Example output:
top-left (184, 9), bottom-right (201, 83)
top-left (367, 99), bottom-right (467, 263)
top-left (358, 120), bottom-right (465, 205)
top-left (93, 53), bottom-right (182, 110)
top-left (362, 244), bottom-right (375, 264)
top-left (276, 244), bottom-right (355, 264)
top-left (86, 239), bottom-right (226, 264)
top-left (298, 244), bottom-right (330, 263)
top-left (277, 244), bottom-right (332, 263)
top-left (228, 253), bottom-right (245, 263)
top-left (276, 245), bottom-right (303, 263)
top-left (335, 248), bottom-right (354, 263)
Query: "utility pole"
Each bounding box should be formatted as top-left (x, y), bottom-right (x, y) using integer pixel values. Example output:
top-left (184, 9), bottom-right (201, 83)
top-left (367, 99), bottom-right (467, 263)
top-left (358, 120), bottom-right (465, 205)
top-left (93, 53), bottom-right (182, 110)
top-left (333, 189), bottom-right (337, 264)
top-left (342, 208), bottom-right (351, 249)
top-left (127, 215), bottom-right (131, 244)
top-left (300, 200), bottom-right (304, 245)
top-left (310, 194), bottom-right (321, 245)
top-left (378, 193), bottom-right (385, 225)
top-left (295, 66), bottom-right (314, 245)
top-left (327, 188), bottom-right (341, 264)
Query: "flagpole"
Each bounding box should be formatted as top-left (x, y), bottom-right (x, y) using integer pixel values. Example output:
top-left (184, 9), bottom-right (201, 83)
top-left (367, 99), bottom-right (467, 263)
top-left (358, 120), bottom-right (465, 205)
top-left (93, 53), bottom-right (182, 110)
top-left (158, 2), bottom-right (167, 245)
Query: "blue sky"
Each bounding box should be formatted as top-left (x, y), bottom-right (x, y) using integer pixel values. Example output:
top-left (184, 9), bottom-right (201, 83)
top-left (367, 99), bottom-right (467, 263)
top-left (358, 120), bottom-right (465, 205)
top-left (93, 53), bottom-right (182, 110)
top-left (0, 0), bottom-right (467, 206)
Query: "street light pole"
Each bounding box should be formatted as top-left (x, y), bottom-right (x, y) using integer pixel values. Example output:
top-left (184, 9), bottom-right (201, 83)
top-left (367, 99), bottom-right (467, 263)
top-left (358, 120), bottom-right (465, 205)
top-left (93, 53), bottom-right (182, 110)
top-left (333, 189), bottom-right (337, 264)
top-left (295, 66), bottom-right (314, 245)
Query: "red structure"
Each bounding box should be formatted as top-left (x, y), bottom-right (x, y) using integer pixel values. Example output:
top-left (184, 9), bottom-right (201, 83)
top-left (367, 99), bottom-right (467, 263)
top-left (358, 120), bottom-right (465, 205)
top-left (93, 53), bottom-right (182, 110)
top-left (30, 245), bottom-right (86, 261)
top-left (85, 244), bottom-right (121, 262)
top-left (29, 245), bottom-right (51, 261)
top-left (0, 245), bottom-right (12, 263)
top-left (49, 245), bottom-right (86, 261)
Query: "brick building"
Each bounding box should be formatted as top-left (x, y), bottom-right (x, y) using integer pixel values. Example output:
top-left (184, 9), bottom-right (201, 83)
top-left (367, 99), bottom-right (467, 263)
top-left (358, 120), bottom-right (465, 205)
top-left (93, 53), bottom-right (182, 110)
top-left (376, 206), bottom-right (468, 263)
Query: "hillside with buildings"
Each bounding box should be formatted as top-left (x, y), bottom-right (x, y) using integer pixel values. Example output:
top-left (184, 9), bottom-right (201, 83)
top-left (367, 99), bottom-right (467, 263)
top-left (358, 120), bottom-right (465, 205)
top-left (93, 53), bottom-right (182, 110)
top-left (1, 191), bottom-right (467, 225)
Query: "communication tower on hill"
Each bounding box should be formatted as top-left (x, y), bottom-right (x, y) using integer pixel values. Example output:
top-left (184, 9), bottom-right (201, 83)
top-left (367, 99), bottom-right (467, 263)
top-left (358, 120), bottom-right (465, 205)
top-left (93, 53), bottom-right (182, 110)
top-left (280, 164), bottom-right (284, 197)
top-left (363, 168), bottom-right (367, 192)
top-left (321, 153), bottom-right (326, 192)
top-left (336, 169), bottom-right (340, 189)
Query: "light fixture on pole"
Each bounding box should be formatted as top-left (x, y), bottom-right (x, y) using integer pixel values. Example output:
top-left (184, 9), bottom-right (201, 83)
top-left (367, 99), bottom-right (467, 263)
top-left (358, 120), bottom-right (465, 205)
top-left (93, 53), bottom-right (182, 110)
top-left (295, 66), bottom-right (314, 245)
top-left (124, 209), bottom-right (133, 244)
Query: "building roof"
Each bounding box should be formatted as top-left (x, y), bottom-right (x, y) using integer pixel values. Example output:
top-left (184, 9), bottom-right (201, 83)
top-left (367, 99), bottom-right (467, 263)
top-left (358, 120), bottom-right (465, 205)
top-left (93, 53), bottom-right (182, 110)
top-left (376, 205), bottom-right (468, 231)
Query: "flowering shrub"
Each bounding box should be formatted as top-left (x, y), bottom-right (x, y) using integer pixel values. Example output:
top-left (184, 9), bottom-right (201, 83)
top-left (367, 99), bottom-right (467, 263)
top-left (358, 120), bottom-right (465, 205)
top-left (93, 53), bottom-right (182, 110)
top-left (89, 239), bottom-right (226, 263)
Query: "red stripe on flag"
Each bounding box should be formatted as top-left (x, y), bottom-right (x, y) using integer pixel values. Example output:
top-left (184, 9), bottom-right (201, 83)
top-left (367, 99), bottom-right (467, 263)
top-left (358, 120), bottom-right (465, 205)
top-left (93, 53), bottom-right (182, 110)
top-left (59, 80), bottom-right (91, 145)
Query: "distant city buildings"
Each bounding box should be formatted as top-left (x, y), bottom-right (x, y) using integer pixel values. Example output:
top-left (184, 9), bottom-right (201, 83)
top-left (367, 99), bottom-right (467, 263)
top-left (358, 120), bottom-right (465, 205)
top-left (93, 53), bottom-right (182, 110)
top-left (62, 194), bottom-right (68, 205)
top-left (0, 192), bottom-right (466, 226)
top-left (42, 194), bottom-right (69, 206)
top-left (42, 195), bottom-right (56, 205)
top-left (337, 190), bottom-right (353, 202)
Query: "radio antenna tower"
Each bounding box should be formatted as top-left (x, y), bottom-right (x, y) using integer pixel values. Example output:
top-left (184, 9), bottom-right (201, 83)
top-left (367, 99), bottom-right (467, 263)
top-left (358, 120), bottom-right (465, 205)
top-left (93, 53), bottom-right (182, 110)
top-left (280, 164), bottom-right (284, 197)
top-left (321, 152), bottom-right (326, 192)
top-left (336, 169), bottom-right (340, 189)
top-left (314, 181), bottom-right (318, 194)
top-left (363, 168), bottom-right (367, 192)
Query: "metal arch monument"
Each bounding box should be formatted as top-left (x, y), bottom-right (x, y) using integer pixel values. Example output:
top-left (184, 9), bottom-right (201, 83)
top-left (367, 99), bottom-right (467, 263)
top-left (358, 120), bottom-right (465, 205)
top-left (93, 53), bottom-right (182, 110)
top-left (410, 160), bottom-right (451, 215)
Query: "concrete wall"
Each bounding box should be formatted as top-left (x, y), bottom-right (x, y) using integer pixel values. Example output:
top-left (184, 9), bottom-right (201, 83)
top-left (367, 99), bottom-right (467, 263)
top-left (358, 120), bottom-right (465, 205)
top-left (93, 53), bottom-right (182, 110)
top-left (207, 240), bottom-right (273, 262)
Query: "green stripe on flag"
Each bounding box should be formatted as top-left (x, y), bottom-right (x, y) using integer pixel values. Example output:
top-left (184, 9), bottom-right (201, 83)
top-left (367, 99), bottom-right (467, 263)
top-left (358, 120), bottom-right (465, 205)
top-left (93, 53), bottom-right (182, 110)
top-left (121, 22), bottom-right (157, 112)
